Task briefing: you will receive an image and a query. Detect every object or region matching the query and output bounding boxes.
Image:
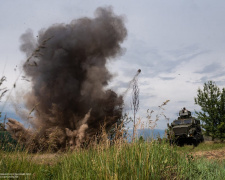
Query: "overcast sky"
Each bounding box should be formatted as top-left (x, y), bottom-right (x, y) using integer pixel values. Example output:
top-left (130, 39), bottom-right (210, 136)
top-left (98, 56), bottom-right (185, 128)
top-left (1, 0), bottom-right (225, 129)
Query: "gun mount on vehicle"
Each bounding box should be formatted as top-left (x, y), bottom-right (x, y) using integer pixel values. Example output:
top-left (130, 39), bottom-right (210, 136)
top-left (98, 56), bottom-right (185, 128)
top-left (167, 107), bottom-right (204, 146)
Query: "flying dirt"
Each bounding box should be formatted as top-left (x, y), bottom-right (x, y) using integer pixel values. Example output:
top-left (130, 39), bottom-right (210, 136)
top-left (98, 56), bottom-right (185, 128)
top-left (7, 7), bottom-right (127, 152)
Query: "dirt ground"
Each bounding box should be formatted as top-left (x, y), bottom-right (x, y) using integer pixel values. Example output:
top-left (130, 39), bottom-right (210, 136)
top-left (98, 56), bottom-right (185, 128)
top-left (193, 147), bottom-right (225, 160)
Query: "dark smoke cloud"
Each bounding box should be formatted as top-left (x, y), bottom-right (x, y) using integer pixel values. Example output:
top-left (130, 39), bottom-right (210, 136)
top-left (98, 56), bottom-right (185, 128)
top-left (7, 7), bottom-right (127, 152)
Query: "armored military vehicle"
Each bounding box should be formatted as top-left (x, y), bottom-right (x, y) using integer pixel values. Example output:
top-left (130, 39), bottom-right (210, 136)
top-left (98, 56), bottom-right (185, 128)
top-left (167, 108), bottom-right (204, 146)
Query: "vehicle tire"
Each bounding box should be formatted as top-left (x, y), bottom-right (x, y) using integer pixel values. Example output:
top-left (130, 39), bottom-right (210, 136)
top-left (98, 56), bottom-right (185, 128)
top-left (193, 139), bottom-right (198, 147)
top-left (201, 136), bottom-right (204, 143)
top-left (180, 144), bottom-right (184, 147)
top-left (177, 140), bottom-right (184, 147)
top-left (169, 139), bottom-right (173, 146)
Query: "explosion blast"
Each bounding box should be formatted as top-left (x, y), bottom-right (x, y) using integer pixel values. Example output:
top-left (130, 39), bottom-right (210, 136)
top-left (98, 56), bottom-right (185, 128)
top-left (7, 7), bottom-right (127, 152)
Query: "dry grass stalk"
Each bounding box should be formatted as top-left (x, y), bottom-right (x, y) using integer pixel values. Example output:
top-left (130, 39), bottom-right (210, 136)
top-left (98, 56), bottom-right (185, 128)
top-left (0, 76), bottom-right (7, 102)
top-left (25, 36), bottom-right (53, 66)
top-left (146, 100), bottom-right (170, 129)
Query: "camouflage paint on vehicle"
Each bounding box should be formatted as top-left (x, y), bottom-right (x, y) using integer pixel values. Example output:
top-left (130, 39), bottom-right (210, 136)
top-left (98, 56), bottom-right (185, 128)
top-left (167, 108), bottom-right (204, 146)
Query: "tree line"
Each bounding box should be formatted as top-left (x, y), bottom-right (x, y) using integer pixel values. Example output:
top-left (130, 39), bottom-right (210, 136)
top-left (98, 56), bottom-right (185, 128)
top-left (195, 81), bottom-right (225, 141)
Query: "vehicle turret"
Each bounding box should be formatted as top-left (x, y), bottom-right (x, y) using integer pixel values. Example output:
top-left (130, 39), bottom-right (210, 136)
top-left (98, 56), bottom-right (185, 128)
top-left (179, 107), bottom-right (191, 119)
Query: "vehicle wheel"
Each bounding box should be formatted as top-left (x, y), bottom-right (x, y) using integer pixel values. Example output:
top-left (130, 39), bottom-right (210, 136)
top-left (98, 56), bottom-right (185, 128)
top-left (169, 139), bottom-right (174, 146)
top-left (193, 140), bottom-right (198, 147)
top-left (177, 140), bottom-right (184, 147)
top-left (201, 136), bottom-right (204, 143)
top-left (180, 142), bottom-right (184, 147)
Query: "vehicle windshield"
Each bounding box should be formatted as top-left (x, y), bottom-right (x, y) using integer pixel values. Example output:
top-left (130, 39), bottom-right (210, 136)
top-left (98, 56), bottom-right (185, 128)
top-left (173, 119), bottom-right (192, 125)
top-left (183, 119), bottom-right (192, 124)
top-left (173, 120), bottom-right (182, 125)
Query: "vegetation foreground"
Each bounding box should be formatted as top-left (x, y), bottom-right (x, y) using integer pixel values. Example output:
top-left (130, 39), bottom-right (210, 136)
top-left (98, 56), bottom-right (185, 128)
top-left (0, 140), bottom-right (225, 180)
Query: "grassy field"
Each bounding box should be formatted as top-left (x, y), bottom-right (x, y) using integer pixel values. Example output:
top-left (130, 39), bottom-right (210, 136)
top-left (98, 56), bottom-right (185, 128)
top-left (0, 140), bottom-right (225, 180)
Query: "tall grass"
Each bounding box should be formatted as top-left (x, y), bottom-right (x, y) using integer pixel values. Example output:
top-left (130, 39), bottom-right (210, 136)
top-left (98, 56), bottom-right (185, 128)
top-left (176, 141), bottom-right (225, 153)
top-left (0, 140), bottom-right (225, 179)
top-left (1, 99), bottom-right (224, 179)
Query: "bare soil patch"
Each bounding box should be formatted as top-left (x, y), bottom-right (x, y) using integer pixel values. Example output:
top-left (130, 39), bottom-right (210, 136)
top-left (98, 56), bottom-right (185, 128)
top-left (193, 147), bottom-right (225, 160)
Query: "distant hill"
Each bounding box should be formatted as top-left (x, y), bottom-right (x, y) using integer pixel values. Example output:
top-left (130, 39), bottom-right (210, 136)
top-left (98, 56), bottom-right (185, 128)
top-left (0, 112), bottom-right (22, 122)
top-left (0, 123), bottom-right (6, 131)
top-left (126, 129), bottom-right (166, 142)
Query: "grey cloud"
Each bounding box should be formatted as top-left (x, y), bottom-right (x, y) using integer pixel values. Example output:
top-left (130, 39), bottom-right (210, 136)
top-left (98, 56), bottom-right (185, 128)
top-left (210, 71), bottom-right (225, 79)
top-left (123, 42), bottom-right (209, 79)
top-left (177, 100), bottom-right (188, 104)
top-left (145, 50), bottom-right (208, 77)
top-left (192, 68), bottom-right (225, 86)
top-left (195, 63), bottom-right (222, 74)
top-left (109, 80), bottom-right (130, 91)
top-left (167, 44), bottom-right (200, 58)
top-left (159, 77), bottom-right (176, 81)
top-left (139, 94), bottom-right (157, 101)
top-left (178, 50), bottom-right (209, 64)
top-left (125, 45), bottom-right (162, 68)
top-left (192, 77), bottom-right (210, 85)
top-left (214, 80), bottom-right (225, 86)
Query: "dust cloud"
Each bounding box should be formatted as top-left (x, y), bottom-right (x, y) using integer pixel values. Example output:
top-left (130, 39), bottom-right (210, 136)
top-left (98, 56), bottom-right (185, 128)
top-left (7, 7), bottom-right (127, 152)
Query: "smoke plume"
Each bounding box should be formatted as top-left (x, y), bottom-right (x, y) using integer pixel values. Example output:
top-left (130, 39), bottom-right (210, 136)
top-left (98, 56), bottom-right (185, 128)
top-left (7, 7), bottom-right (127, 152)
